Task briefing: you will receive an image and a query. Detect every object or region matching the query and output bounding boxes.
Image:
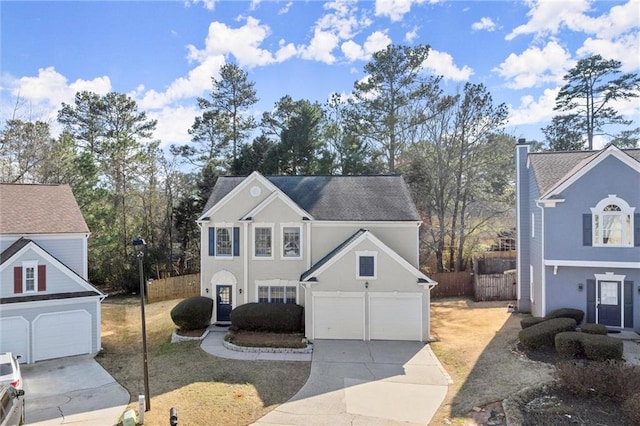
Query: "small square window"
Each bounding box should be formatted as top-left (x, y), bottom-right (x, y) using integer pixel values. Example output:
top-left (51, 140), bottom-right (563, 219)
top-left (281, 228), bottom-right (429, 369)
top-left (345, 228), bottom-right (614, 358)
top-left (356, 251), bottom-right (377, 279)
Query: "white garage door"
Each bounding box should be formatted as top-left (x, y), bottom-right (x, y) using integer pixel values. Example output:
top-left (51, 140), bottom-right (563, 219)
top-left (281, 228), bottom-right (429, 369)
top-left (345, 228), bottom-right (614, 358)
top-left (33, 310), bottom-right (92, 362)
top-left (0, 317), bottom-right (29, 363)
top-left (313, 292), bottom-right (365, 339)
top-left (369, 293), bottom-right (423, 341)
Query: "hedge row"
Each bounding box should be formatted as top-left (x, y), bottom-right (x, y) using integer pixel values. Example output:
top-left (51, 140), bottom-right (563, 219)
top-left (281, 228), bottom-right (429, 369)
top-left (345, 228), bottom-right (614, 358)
top-left (519, 318), bottom-right (577, 349)
top-left (230, 303), bottom-right (304, 333)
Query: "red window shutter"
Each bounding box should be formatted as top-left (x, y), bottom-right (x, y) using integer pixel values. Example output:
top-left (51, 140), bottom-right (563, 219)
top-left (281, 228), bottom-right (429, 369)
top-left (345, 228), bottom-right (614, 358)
top-left (14, 267), bottom-right (23, 293)
top-left (38, 265), bottom-right (46, 291)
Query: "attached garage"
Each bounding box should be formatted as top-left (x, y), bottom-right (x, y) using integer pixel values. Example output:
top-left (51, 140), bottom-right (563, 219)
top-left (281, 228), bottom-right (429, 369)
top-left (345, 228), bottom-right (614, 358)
top-left (312, 291), bottom-right (424, 341)
top-left (0, 317), bottom-right (29, 363)
top-left (33, 310), bottom-right (92, 362)
top-left (313, 292), bottom-right (365, 339)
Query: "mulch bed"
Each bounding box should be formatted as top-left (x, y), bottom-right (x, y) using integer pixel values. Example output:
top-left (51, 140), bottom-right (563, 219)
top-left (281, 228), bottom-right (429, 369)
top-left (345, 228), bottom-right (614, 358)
top-left (176, 328), bottom-right (207, 338)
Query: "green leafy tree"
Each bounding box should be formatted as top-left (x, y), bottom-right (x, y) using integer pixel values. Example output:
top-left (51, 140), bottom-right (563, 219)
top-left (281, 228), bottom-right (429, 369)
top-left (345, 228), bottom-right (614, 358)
top-left (0, 119), bottom-right (52, 183)
top-left (553, 54), bottom-right (640, 150)
top-left (232, 135), bottom-right (280, 175)
top-left (542, 115), bottom-right (585, 151)
top-left (610, 127), bottom-right (639, 148)
top-left (350, 44), bottom-right (432, 172)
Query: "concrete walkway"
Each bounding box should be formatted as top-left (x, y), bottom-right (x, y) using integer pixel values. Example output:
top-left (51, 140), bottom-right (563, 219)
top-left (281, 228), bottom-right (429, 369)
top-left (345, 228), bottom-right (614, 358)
top-left (610, 330), bottom-right (640, 366)
top-left (200, 332), bottom-right (451, 425)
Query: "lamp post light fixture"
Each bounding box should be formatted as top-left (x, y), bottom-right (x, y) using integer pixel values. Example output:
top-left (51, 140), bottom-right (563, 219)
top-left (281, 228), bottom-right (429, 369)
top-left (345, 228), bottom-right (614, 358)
top-left (132, 236), bottom-right (151, 412)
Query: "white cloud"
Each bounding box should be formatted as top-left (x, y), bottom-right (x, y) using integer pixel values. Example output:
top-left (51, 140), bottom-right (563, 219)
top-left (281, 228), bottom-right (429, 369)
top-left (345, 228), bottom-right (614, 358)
top-left (340, 31), bottom-right (391, 61)
top-left (187, 17), bottom-right (291, 68)
top-left (508, 87), bottom-right (559, 126)
top-left (148, 104), bottom-right (200, 148)
top-left (578, 32), bottom-right (640, 71)
top-left (405, 26), bottom-right (419, 43)
top-left (494, 41), bottom-right (573, 89)
top-left (375, 0), bottom-right (432, 22)
top-left (472, 17), bottom-right (497, 32)
top-left (506, 0), bottom-right (591, 41)
top-left (301, 28), bottom-right (340, 63)
top-left (183, 0), bottom-right (216, 11)
top-left (423, 50), bottom-right (473, 81)
top-left (278, 2), bottom-right (293, 15)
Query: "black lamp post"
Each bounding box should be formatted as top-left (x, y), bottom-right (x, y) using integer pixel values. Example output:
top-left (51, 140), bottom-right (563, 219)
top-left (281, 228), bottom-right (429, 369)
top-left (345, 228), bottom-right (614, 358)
top-left (132, 236), bottom-right (151, 412)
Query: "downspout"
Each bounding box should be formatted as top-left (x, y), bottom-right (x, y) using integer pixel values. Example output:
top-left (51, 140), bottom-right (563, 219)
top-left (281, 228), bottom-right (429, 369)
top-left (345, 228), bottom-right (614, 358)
top-left (243, 221), bottom-right (249, 304)
top-left (536, 201), bottom-right (546, 316)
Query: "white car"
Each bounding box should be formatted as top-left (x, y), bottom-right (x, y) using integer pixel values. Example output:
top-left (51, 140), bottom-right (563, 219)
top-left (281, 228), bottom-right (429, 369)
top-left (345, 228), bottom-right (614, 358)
top-left (0, 353), bottom-right (22, 390)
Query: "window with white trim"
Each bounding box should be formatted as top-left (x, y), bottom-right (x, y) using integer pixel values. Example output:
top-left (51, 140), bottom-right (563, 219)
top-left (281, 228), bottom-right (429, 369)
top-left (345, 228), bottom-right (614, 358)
top-left (282, 225), bottom-right (301, 258)
top-left (23, 261), bottom-right (38, 293)
top-left (356, 251), bottom-right (377, 279)
top-left (258, 285), bottom-right (297, 303)
top-left (254, 225), bottom-right (273, 258)
top-left (591, 195), bottom-right (634, 247)
top-left (216, 227), bottom-right (233, 256)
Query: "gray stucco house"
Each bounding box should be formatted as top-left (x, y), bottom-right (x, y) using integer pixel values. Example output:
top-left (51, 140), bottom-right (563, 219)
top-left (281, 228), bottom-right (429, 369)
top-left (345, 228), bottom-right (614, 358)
top-left (516, 143), bottom-right (640, 330)
top-left (0, 184), bottom-right (105, 363)
top-left (198, 172), bottom-right (437, 341)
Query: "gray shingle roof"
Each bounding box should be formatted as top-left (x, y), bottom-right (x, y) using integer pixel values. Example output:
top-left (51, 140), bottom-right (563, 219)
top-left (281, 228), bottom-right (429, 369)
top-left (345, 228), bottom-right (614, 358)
top-left (528, 147), bottom-right (640, 196)
top-left (202, 175), bottom-right (421, 221)
top-left (0, 184), bottom-right (89, 234)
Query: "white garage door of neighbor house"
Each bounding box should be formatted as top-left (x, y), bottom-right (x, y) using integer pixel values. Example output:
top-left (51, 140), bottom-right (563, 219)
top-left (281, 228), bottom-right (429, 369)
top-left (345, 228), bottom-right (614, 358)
top-left (313, 292), bottom-right (365, 339)
top-left (0, 317), bottom-right (30, 363)
top-left (369, 292), bottom-right (422, 341)
top-left (33, 310), bottom-right (92, 362)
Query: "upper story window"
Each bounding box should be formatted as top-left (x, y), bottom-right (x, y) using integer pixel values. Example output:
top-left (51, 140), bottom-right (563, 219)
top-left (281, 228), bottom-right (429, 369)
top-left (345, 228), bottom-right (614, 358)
top-left (254, 225), bottom-right (273, 258)
top-left (589, 195), bottom-right (635, 247)
top-left (356, 251), bottom-right (377, 279)
top-left (13, 261), bottom-right (46, 294)
top-left (208, 226), bottom-right (239, 258)
top-left (282, 225), bottom-right (301, 259)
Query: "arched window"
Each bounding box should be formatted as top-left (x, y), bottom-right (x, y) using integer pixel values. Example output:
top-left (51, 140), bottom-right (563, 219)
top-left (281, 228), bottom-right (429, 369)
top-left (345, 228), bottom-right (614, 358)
top-left (590, 195), bottom-right (634, 247)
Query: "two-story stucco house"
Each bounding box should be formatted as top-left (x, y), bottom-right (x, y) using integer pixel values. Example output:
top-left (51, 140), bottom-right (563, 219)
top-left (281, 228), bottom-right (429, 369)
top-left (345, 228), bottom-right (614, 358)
top-left (516, 143), bottom-right (640, 331)
top-left (198, 172), bottom-right (436, 341)
top-left (0, 184), bottom-right (105, 363)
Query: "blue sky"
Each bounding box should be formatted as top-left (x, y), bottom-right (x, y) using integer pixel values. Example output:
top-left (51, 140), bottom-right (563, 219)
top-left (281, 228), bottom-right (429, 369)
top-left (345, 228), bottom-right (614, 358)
top-left (2, 0), bottom-right (639, 151)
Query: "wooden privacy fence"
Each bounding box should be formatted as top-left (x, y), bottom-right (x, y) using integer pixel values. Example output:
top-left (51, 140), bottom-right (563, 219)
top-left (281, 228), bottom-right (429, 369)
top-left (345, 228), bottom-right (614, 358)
top-left (147, 273), bottom-right (201, 303)
top-left (430, 271), bottom-right (474, 298)
top-left (474, 271), bottom-right (517, 301)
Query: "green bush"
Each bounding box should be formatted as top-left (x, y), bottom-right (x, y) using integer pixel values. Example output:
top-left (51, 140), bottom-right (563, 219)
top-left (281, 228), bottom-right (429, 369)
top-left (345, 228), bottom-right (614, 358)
top-left (555, 331), bottom-right (585, 358)
top-left (230, 303), bottom-right (304, 333)
top-left (555, 360), bottom-right (640, 399)
top-left (581, 333), bottom-right (623, 361)
top-left (580, 323), bottom-right (608, 335)
top-left (520, 316), bottom-right (546, 329)
top-left (170, 296), bottom-right (213, 331)
top-left (519, 317), bottom-right (576, 349)
top-left (545, 308), bottom-right (584, 324)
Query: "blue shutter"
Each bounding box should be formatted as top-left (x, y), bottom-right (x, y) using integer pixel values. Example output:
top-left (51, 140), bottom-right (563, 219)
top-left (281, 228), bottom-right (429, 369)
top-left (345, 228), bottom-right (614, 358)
top-left (624, 281), bottom-right (633, 327)
top-left (582, 214), bottom-right (592, 246)
top-left (586, 279), bottom-right (596, 323)
top-left (359, 256), bottom-right (374, 277)
top-left (233, 227), bottom-right (240, 256)
top-left (634, 213), bottom-right (640, 247)
top-left (209, 228), bottom-right (215, 256)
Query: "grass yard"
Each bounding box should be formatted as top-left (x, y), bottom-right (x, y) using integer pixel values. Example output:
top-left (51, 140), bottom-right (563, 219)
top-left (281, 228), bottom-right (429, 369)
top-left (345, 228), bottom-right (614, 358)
top-left (429, 298), bottom-right (554, 425)
top-left (97, 296), bottom-right (311, 426)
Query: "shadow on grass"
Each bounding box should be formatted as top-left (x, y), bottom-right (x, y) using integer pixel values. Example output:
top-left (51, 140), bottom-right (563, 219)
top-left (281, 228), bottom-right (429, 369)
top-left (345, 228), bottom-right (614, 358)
top-left (448, 309), bottom-right (554, 417)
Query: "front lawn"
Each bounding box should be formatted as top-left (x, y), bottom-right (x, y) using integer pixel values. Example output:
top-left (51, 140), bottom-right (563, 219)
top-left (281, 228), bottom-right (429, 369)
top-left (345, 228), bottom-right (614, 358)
top-left (97, 296), bottom-right (311, 426)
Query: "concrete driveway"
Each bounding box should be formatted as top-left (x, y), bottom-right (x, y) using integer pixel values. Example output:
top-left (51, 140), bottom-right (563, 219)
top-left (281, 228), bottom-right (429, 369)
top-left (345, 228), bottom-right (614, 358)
top-left (21, 355), bottom-right (129, 425)
top-left (254, 340), bottom-right (451, 425)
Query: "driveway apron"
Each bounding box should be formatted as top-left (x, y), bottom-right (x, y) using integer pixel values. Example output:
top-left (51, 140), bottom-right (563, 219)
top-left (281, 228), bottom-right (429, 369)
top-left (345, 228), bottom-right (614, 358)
top-left (21, 355), bottom-right (129, 425)
top-left (254, 340), bottom-right (451, 425)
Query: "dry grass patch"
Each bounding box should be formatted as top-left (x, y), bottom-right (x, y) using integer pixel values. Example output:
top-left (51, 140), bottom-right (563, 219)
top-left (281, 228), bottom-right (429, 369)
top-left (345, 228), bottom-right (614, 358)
top-left (98, 296), bottom-right (310, 426)
top-left (429, 298), bottom-right (554, 425)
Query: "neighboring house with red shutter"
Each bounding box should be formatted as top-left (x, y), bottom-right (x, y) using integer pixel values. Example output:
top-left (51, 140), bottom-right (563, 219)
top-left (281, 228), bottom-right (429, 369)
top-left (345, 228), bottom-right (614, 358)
top-left (0, 184), bottom-right (104, 364)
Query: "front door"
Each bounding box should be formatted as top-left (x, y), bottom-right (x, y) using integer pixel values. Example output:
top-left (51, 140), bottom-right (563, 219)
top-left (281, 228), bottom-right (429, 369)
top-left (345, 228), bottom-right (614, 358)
top-left (216, 285), bottom-right (232, 322)
top-left (598, 281), bottom-right (621, 327)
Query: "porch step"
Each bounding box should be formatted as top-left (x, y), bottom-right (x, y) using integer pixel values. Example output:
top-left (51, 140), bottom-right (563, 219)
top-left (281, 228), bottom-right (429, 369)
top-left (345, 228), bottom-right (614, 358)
top-left (607, 330), bottom-right (640, 340)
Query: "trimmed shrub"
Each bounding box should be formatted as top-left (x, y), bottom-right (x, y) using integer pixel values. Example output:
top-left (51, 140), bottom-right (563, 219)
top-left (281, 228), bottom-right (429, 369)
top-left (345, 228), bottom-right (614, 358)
top-left (580, 323), bottom-right (608, 335)
top-left (581, 333), bottom-right (623, 361)
top-left (555, 360), bottom-right (640, 399)
top-left (520, 316), bottom-right (546, 329)
top-left (545, 307), bottom-right (584, 324)
top-left (623, 393), bottom-right (640, 425)
top-left (555, 331), bottom-right (585, 359)
top-left (519, 317), bottom-right (576, 349)
top-left (230, 303), bottom-right (304, 333)
top-left (170, 296), bottom-right (213, 331)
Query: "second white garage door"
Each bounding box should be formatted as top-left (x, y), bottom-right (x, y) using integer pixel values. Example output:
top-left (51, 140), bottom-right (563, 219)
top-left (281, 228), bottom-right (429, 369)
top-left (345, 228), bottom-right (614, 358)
top-left (369, 292), bottom-right (422, 341)
top-left (33, 310), bottom-right (92, 362)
